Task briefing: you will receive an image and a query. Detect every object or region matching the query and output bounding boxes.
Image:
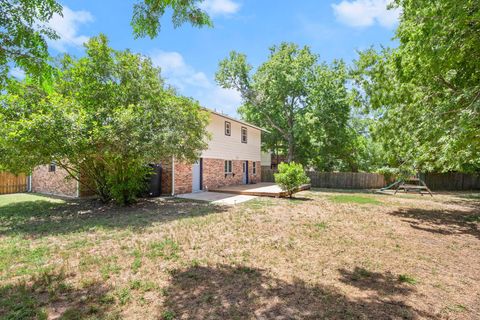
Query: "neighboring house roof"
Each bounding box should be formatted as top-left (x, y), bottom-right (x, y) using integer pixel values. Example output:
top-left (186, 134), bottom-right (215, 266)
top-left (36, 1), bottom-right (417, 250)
top-left (205, 108), bottom-right (269, 132)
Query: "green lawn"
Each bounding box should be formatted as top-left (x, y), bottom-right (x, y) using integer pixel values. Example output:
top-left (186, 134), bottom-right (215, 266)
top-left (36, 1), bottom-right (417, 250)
top-left (0, 191), bottom-right (479, 319)
top-left (328, 194), bottom-right (382, 205)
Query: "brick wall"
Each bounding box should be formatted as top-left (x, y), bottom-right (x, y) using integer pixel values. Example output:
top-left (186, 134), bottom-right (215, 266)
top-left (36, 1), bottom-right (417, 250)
top-left (32, 165), bottom-right (78, 197)
top-left (174, 162), bottom-right (193, 194)
top-left (202, 158), bottom-right (242, 190)
top-left (172, 158), bottom-right (262, 194)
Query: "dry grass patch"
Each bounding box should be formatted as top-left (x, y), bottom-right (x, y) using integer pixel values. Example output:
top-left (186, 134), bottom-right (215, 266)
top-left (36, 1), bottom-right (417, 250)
top-left (0, 190), bottom-right (479, 319)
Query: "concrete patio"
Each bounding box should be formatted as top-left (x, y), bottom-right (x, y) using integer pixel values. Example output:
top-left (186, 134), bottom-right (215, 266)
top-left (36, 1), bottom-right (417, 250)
top-left (176, 191), bottom-right (256, 205)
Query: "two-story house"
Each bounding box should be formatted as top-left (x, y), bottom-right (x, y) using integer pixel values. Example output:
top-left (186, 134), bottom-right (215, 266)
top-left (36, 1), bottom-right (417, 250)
top-left (30, 109), bottom-right (264, 197)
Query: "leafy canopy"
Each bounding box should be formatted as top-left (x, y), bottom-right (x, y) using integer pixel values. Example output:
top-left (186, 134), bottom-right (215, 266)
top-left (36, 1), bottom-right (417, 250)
top-left (0, 35), bottom-right (209, 204)
top-left (217, 43), bottom-right (365, 171)
top-left (0, 0), bottom-right (61, 87)
top-left (0, 0), bottom-right (212, 88)
top-left (353, 0), bottom-right (480, 173)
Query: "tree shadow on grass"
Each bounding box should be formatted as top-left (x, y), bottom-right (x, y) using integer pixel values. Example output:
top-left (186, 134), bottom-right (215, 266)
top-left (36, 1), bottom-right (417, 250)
top-left (387, 206), bottom-right (480, 239)
top-left (338, 267), bottom-right (415, 296)
top-left (163, 265), bottom-right (434, 319)
top-left (0, 271), bottom-right (117, 319)
top-left (0, 194), bottom-right (227, 238)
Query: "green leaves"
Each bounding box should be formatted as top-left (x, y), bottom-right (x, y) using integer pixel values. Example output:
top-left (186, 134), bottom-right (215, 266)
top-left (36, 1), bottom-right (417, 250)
top-left (217, 43), bottom-right (367, 171)
top-left (274, 162), bottom-right (310, 198)
top-left (0, 0), bottom-right (62, 88)
top-left (0, 35), bottom-right (209, 204)
top-left (131, 0), bottom-right (212, 39)
top-left (353, 0), bottom-right (480, 173)
top-left (1, 0), bottom-right (212, 88)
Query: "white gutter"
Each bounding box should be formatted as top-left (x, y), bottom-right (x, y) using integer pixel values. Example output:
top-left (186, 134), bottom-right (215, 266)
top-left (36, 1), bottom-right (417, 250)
top-left (171, 156), bottom-right (175, 196)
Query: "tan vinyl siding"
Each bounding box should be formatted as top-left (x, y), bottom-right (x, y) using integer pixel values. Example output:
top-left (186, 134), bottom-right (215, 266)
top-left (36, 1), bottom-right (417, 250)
top-left (201, 113), bottom-right (261, 162)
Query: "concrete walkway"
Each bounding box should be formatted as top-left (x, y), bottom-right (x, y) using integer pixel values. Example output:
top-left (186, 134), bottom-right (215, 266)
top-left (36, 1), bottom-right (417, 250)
top-left (210, 182), bottom-right (310, 197)
top-left (176, 191), bottom-right (256, 205)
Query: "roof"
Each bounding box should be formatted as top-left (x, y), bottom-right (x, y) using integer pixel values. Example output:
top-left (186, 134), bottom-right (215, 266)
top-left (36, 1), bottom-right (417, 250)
top-left (205, 108), bottom-right (269, 132)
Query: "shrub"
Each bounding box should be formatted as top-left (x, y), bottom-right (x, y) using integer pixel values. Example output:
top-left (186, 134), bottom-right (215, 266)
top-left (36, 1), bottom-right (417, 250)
top-left (274, 162), bottom-right (310, 198)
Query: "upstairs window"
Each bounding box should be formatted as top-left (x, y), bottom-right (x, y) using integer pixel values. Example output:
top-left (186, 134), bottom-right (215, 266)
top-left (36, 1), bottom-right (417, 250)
top-left (48, 161), bottom-right (56, 172)
top-left (225, 121), bottom-right (231, 136)
top-left (241, 127), bottom-right (247, 143)
top-left (224, 160), bottom-right (233, 174)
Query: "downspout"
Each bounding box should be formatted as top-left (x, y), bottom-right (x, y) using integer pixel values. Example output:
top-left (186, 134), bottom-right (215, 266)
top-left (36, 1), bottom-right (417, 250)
top-left (27, 175), bottom-right (32, 192)
top-left (171, 156), bottom-right (175, 196)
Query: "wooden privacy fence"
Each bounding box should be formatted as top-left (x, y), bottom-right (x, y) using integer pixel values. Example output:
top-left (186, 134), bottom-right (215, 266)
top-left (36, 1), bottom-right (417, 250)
top-left (424, 173), bottom-right (480, 190)
top-left (306, 171), bottom-right (387, 189)
top-left (261, 168), bottom-right (387, 189)
top-left (261, 168), bottom-right (480, 190)
top-left (0, 172), bottom-right (28, 194)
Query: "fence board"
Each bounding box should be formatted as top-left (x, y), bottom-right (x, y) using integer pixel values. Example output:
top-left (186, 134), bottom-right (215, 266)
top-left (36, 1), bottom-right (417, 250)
top-left (263, 169), bottom-right (386, 189)
top-left (424, 173), bottom-right (480, 190)
top-left (262, 168), bottom-right (480, 191)
top-left (0, 172), bottom-right (28, 195)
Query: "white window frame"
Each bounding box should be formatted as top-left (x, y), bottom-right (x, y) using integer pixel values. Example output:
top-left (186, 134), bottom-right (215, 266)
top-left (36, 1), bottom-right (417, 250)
top-left (241, 127), bottom-right (247, 143)
top-left (224, 160), bottom-right (233, 174)
top-left (253, 162), bottom-right (257, 175)
top-left (225, 121), bottom-right (231, 136)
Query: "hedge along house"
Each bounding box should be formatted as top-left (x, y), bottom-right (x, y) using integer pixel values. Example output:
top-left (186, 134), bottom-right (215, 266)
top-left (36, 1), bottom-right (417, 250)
top-left (30, 109), bottom-right (265, 197)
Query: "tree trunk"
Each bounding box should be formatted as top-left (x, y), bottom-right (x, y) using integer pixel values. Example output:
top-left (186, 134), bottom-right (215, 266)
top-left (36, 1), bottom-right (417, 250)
top-left (287, 133), bottom-right (294, 163)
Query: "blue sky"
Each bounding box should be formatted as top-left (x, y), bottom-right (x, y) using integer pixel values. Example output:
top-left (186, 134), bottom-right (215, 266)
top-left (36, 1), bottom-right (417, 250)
top-left (44, 0), bottom-right (399, 116)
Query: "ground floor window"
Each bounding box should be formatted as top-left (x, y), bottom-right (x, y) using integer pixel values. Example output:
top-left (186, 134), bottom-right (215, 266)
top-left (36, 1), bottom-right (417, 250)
top-left (224, 160), bottom-right (233, 174)
top-left (253, 162), bottom-right (256, 174)
top-left (49, 161), bottom-right (56, 172)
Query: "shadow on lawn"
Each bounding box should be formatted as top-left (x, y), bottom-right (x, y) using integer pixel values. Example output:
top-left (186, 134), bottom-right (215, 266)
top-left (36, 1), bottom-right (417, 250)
top-left (0, 195), bottom-right (227, 237)
top-left (338, 267), bottom-right (415, 296)
top-left (387, 206), bottom-right (480, 239)
top-left (0, 271), bottom-right (117, 319)
top-left (163, 265), bottom-right (433, 319)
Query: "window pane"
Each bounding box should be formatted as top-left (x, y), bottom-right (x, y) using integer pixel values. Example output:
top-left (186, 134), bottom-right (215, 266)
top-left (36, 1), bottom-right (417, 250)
top-left (241, 127), bottom-right (247, 143)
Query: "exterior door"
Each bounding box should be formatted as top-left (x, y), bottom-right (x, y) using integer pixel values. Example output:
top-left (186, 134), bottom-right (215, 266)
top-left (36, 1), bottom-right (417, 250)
top-left (242, 161), bottom-right (249, 184)
top-left (192, 159), bottom-right (201, 192)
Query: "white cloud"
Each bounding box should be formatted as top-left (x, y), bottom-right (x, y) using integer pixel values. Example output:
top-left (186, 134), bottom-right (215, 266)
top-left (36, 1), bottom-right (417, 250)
top-left (150, 50), bottom-right (242, 116)
top-left (199, 87), bottom-right (243, 115)
top-left (199, 0), bottom-right (241, 16)
top-left (150, 50), bottom-right (210, 89)
top-left (10, 67), bottom-right (26, 80)
top-left (332, 0), bottom-right (400, 28)
top-left (47, 6), bottom-right (93, 52)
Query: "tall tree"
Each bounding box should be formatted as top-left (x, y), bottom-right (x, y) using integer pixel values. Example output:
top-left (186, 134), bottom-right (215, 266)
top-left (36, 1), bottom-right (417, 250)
top-left (217, 43), bottom-right (360, 171)
top-left (0, 0), bottom-right (212, 87)
top-left (306, 60), bottom-right (359, 171)
top-left (354, 0), bottom-right (480, 172)
top-left (216, 43), bottom-right (317, 162)
top-left (0, 35), bottom-right (209, 204)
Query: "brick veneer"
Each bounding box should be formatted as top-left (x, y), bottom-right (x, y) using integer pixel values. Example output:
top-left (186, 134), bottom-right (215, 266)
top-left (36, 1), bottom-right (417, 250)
top-left (173, 162), bottom-right (193, 194)
top-left (32, 165), bottom-right (78, 197)
top-left (31, 158), bottom-right (262, 197)
top-left (171, 158), bottom-right (261, 195)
